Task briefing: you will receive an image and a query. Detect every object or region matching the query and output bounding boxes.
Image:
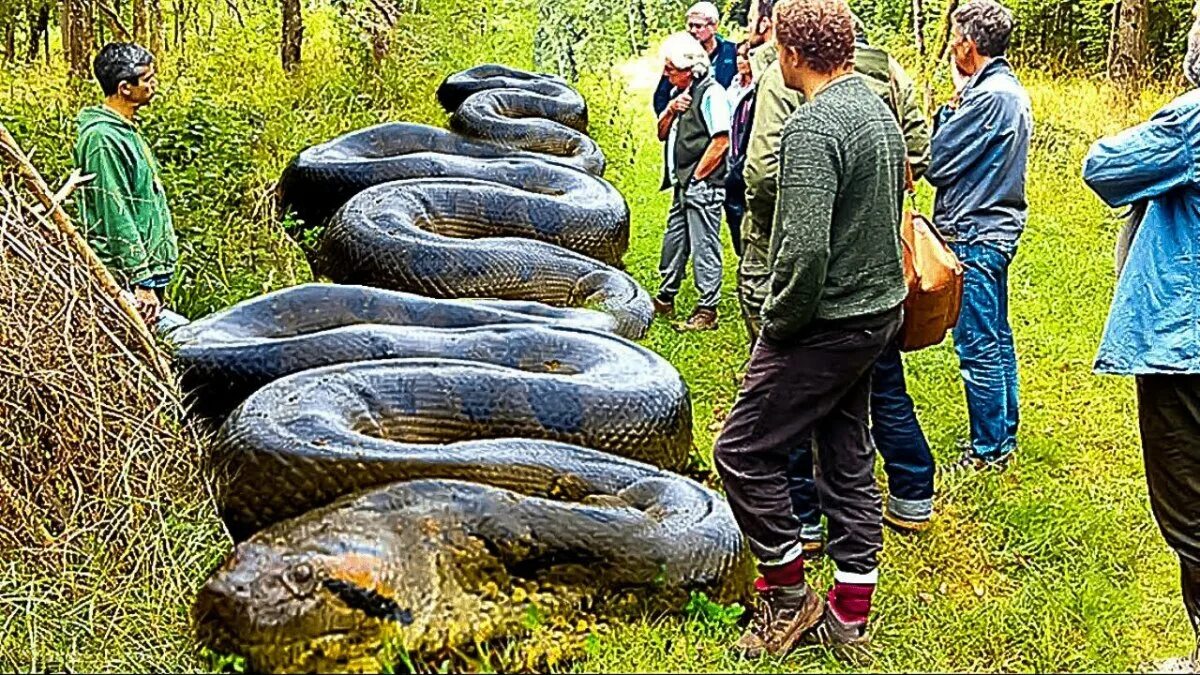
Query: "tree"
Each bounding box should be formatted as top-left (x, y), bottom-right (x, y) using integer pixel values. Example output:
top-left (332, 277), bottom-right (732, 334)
top-left (63, 0), bottom-right (95, 78)
top-left (1108, 0), bottom-right (1148, 89)
top-left (280, 0), bottom-right (302, 70)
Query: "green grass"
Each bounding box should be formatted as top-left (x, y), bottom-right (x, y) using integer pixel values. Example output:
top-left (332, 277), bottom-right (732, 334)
top-left (0, 2), bottom-right (1194, 670)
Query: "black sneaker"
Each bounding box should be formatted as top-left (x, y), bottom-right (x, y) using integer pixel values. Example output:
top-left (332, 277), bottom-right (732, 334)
top-left (732, 583), bottom-right (824, 660)
top-left (947, 449), bottom-right (1013, 474)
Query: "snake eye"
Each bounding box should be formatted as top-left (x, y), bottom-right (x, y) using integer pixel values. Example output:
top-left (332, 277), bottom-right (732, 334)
top-left (291, 563), bottom-right (314, 585)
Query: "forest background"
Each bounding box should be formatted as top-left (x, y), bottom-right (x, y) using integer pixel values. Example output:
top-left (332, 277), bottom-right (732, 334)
top-left (0, 0), bottom-right (1195, 670)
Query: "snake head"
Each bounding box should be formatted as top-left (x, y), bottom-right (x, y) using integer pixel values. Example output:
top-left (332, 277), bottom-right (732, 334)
top-left (193, 528), bottom-right (423, 672)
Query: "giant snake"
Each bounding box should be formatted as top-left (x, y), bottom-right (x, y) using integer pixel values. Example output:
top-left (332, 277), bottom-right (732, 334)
top-left (177, 65), bottom-right (748, 672)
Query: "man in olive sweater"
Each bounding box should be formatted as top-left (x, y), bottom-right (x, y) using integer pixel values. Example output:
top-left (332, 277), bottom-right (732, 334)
top-left (714, 0), bottom-right (907, 656)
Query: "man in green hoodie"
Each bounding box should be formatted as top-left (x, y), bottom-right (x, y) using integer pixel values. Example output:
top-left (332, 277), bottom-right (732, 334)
top-left (75, 42), bottom-right (177, 327)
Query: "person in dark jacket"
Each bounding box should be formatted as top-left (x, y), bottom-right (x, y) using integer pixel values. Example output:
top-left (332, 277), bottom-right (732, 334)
top-left (926, 0), bottom-right (1032, 471)
top-left (714, 0), bottom-right (907, 656)
top-left (724, 40), bottom-right (755, 258)
top-left (1082, 5), bottom-right (1200, 669)
top-left (652, 2), bottom-right (737, 116)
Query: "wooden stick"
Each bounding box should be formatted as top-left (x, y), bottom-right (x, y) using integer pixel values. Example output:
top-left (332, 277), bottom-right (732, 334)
top-left (0, 122), bottom-right (172, 381)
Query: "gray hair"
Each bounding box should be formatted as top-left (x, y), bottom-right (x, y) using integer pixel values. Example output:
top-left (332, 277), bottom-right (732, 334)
top-left (953, 0), bottom-right (1014, 58)
top-left (660, 31), bottom-right (711, 77)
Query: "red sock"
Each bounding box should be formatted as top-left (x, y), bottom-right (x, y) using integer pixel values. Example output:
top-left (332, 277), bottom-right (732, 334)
top-left (828, 582), bottom-right (875, 624)
top-left (756, 557), bottom-right (805, 590)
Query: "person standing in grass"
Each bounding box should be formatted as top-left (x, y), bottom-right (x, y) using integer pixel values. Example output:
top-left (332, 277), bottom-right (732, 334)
top-left (652, 2), bottom-right (738, 117)
top-left (75, 42), bottom-right (178, 329)
top-left (738, 0), bottom-right (935, 551)
top-left (926, 0), bottom-right (1032, 472)
top-left (724, 39), bottom-right (756, 259)
top-left (713, 0), bottom-right (907, 656)
top-left (1082, 4), bottom-right (1200, 669)
top-left (653, 31), bottom-right (730, 332)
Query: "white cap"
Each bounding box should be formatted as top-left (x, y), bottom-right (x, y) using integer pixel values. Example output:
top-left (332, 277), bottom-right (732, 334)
top-left (659, 31), bottom-right (711, 75)
top-left (686, 1), bottom-right (720, 22)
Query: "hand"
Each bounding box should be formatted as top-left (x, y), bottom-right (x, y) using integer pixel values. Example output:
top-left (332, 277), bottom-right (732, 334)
top-left (668, 93), bottom-right (692, 115)
top-left (948, 54), bottom-right (970, 93)
top-left (133, 286), bottom-right (161, 325)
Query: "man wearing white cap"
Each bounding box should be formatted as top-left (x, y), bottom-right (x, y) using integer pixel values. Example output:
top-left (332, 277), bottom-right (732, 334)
top-left (653, 31), bottom-right (731, 332)
top-left (653, 2), bottom-right (738, 116)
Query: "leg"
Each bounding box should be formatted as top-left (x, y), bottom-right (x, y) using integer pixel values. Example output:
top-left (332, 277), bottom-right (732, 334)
top-left (1137, 375), bottom-right (1200, 652)
top-left (814, 369), bottom-right (883, 579)
top-left (714, 310), bottom-right (900, 566)
top-left (786, 437), bottom-right (824, 545)
top-left (870, 340), bottom-right (935, 524)
top-left (737, 239), bottom-right (770, 350)
top-left (657, 186), bottom-right (691, 303)
top-left (718, 309), bottom-right (899, 658)
top-left (686, 181), bottom-right (724, 311)
top-left (725, 194), bottom-right (745, 258)
top-left (996, 247), bottom-right (1020, 450)
top-left (949, 242), bottom-right (1012, 461)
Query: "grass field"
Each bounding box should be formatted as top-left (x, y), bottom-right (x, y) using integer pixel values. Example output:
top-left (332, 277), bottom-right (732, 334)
top-left (1, 2), bottom-right (1195, 670)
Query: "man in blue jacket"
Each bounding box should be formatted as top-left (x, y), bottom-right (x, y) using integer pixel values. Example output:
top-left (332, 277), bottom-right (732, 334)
top-left (1083, 6), bottom-right (1200, 668)
top-left (926, 0), bottom-right (1032, 471)
top-left (652, 2), bottom-right (737, 117)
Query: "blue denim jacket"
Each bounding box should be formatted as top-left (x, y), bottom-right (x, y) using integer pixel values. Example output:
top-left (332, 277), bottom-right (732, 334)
top-left (1084, 89), bottom-right (1200, 375)
top-left (926, 58), bottom-right (1033, 250)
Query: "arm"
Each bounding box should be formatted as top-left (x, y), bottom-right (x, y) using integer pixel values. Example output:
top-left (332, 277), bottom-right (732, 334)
top-left (744, 66), bottom-right (802, 222)
top-left (657, 105), bottom-right (679, 142)
top-left (760, 128), bottom-right (839, 341)
top-left (1083, 106), bottom-right (1199, 207)
top-left (693, 85), bottom-right (731, 181)
top-left (79, 144), bottom-right (153, 284)
top-left (923, 90), bottom-right (1005, 188)
top-left (890, 57), bottom-right (931, 181)
top-left (653, 76), bottom-right (673, 117)
top-left (693, 134), bottom-right (730, 181)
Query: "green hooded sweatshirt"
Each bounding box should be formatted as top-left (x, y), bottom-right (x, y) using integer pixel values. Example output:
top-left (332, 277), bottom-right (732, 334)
top-left (74, 105), bottom-right (176, 287)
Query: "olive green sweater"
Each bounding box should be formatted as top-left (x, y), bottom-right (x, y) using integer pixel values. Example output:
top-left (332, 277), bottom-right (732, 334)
top-left (761, 76), bottom-right (907, 343)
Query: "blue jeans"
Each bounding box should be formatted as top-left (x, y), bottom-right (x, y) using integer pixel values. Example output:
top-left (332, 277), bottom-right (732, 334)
top-left (950, 241), bottom-right (1019, 460)
top-left (788, 339), bottom-right (936, 528)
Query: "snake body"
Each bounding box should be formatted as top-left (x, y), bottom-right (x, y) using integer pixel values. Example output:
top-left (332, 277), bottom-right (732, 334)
top-left (184, 65), bottom-right (748, 671)
top-left (276, 65), bottom-right (644, 336)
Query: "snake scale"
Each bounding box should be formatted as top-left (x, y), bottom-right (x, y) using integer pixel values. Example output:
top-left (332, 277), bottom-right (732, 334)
top-left (177, 65), bottom-right (748, 672)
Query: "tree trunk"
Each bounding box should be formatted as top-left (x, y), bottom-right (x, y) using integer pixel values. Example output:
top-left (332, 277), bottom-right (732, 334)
top-left (280, 0), bottom-right (302, 71)
top-left (3, 17), bottom-right (14, 63)
top-left (1107, 0), bottom-right (1147, 90)
top-left (132, 0), bottom-right (147, 43)
top-left (147, 0), bottom-right (162, 52)
top-left (65, 0), bottom-right (95, 78)
top-left (911, 0), bottom-right (933, 116)
top-left (27, 4), bottom-right (50, 62)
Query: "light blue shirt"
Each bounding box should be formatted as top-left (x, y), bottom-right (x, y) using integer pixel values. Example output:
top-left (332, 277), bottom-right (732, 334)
top-left (1084, 88), bottom-right (1200, 375)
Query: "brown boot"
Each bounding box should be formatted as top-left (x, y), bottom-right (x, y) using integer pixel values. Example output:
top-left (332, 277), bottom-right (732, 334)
top-left (733, 583), bottom-right (824, 660)
top-left (652, 295), bottom-right (675, 317)
top-left (674, 307), bottom-right (718, 332)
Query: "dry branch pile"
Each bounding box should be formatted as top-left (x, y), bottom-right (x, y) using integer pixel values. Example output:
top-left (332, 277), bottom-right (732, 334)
top-left (0, 127), bottom-right (224, 669)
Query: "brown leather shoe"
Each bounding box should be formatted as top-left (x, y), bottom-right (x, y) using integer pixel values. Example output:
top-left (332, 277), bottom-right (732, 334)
top-left (733, 583), bottom-right (824, 660)
top-left (675, 308), bottom-right (718, 332)
top-left (652, 296), bottom-right (675, 317)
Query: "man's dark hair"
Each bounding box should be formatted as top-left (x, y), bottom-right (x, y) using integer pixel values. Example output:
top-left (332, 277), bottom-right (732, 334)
top-left (953, 0), bottom-right (1014, 57)
top-left (93, 42), bottom-right (155, 97)
top-left (757, 0), bottom-right (777, 22)
top-left (775, 0), bottom-right (855, 74)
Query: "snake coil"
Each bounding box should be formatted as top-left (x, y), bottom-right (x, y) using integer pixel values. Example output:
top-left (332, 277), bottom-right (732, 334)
top-left (180, 65), bottom-right (747, 672)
